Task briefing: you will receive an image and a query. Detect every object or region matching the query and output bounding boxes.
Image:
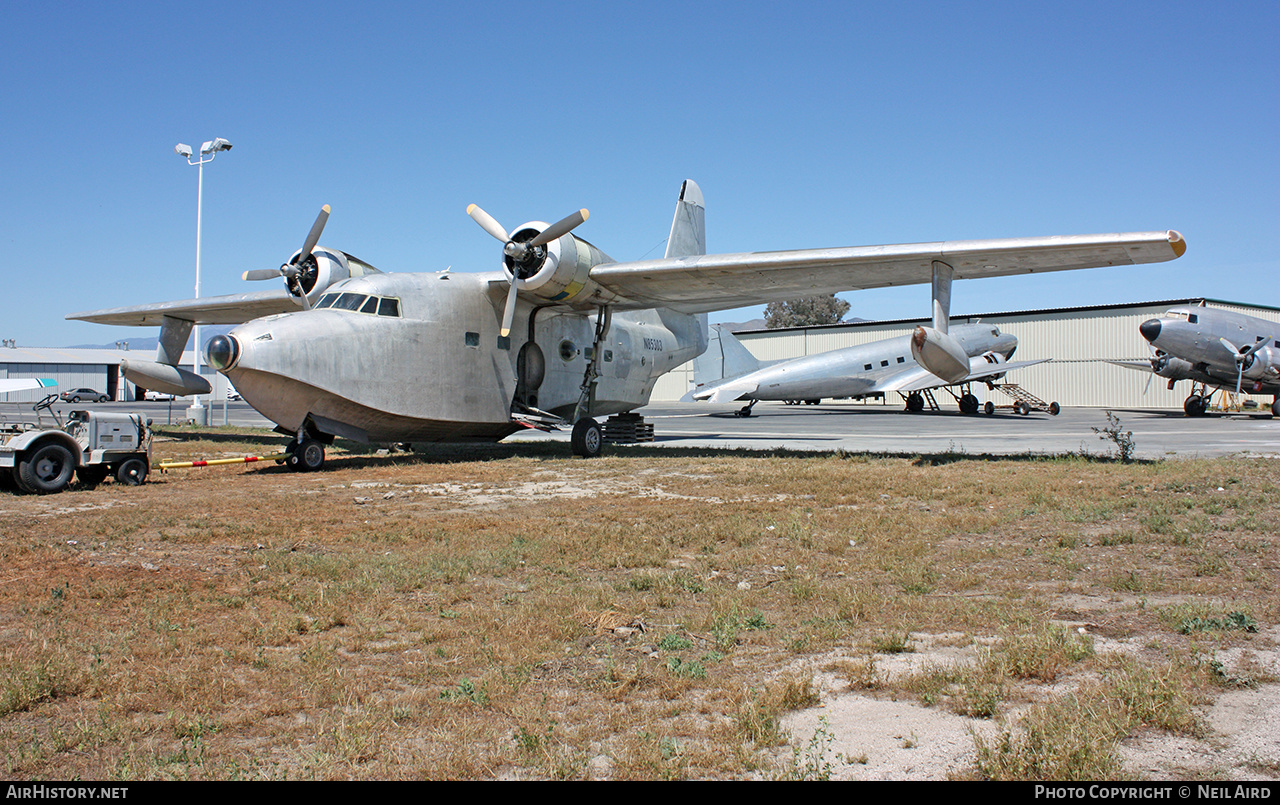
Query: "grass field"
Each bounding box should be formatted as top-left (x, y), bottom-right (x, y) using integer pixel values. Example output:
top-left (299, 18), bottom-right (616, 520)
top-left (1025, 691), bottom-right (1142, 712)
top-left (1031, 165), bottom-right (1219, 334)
top-left (1, 427), bottom-right (1276, 780)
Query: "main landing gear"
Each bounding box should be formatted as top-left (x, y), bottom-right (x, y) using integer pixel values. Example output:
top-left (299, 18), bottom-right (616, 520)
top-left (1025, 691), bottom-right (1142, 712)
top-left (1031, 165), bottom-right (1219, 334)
top-left (285, 436), bottom-right (325, 472)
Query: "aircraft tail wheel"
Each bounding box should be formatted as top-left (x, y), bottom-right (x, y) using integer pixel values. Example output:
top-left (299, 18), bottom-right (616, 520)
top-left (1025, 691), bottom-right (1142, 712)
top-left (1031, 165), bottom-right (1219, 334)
top-left (286, 438), bottom-right (325, 472)
top-left (1048, 401), bottom-right (1060, 416)
top-left (984, 401), bottom-right (994, 416)
top-left (571, 418), bottom-right (603, 458)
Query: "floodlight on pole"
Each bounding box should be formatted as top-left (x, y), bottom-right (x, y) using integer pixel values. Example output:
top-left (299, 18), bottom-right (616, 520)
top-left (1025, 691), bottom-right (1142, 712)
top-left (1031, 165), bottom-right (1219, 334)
top-left (175, 137), bottom-right (233, 425)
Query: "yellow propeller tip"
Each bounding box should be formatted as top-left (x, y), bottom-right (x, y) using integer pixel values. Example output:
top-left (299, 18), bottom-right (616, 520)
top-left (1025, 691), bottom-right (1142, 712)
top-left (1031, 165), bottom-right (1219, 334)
top-left (322, 204), bottom-right (330, 213)
top-left (467, 203), bottom-right (478, 214)
top-left (499, 328), bottom-right (511, 338)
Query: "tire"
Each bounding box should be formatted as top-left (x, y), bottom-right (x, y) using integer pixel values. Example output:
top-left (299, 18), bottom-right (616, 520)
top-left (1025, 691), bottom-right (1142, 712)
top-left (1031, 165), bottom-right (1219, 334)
top-left (115, 457), bottom-right (148, 486)
top-left (960, 393), bottom-right (979, 414)
top-left (286, 439), bottom-right (325, 472)
top-left (1184, 395), bottom-right (1206, 417)
top-left (18, 443), bottom-right (76, 494)
top-left (571, 418), bottom-right (603, 458)
top-left (1016, 402), bottom-right (1030, 416)
top-left (70, 396), bottom-right (81, 404)
top-left (984, 401), bottom-right (995, 416)
top-left (76, 465), bottom-right (110, 488)
top-left (1048, 401), bottom-right (1061, 416)
top-left (905, 393), bottom-right (924, 413)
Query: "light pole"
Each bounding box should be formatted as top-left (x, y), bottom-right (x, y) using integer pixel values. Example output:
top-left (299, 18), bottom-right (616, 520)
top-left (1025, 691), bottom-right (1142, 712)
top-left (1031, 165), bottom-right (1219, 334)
top-left (175, 138), bottom-right (232, 425)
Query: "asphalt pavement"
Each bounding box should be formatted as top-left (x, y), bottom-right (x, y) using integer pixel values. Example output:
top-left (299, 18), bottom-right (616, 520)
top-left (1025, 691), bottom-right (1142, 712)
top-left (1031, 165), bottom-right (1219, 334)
top-left (32, 399), bottom-right (1279, 460)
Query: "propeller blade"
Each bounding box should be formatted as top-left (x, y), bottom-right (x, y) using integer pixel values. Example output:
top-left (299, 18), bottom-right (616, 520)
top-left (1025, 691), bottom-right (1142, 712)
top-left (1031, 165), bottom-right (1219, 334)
top-left (499, 275), bottom-right (520, 338)
top-left (300, 205), bottom-right (331, 257)
top-left (467, 204), bottom-right (510, 243)
top-left (243, 269), bottom-right (281, 281)
top-left (1144, 372), bottom-right (1153, 395)
top-left (1220, 337), bottom-right (1241, 360)
top-left (530, 209), bottom-right (589, 247)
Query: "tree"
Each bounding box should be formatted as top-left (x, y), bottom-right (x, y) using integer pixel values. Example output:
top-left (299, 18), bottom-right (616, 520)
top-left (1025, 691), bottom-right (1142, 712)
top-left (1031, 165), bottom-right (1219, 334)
top-left (764, 295), bottom-right (851, 328)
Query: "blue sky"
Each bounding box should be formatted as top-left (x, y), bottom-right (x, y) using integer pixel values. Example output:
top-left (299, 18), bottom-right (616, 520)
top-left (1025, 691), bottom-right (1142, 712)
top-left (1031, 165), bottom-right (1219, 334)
top-left (4, 0), bottom-right (1276, 347)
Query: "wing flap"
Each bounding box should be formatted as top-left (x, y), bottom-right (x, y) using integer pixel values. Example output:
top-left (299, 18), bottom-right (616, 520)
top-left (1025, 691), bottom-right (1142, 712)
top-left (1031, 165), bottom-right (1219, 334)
top-left (590, 231), bottom-right (1185, 312)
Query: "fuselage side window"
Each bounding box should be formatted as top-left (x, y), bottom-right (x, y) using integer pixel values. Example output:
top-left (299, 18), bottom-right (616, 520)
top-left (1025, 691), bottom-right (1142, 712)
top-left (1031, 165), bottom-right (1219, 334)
top-left (378, 297), bottom-right (401, 317)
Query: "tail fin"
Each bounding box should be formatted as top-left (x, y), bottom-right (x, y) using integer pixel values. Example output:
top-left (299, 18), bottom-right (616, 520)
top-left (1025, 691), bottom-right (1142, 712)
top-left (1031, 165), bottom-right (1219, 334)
top-left (665, 180), bottom-right (705, 259)
top-left (692, 325), bottom-right (761, 385)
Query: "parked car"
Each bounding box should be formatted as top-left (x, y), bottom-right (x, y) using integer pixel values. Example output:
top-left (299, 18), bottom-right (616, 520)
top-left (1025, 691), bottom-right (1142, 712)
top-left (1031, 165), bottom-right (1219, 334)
top-left (60, 388), bottom-right (109, 403)
top-left (143, 390), bottom-right (175, 401)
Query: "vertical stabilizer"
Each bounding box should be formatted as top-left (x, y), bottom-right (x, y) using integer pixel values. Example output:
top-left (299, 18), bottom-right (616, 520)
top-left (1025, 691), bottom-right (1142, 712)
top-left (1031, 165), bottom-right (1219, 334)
top-left (665, 180), bottom-right (706, 259)
top-left (692, 325), bottom-right (762, 386)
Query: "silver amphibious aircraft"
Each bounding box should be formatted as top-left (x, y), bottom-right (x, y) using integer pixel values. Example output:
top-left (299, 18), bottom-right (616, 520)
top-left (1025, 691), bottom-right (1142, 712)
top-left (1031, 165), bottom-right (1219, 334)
top-left (1114, 304), bottom-right (1278, 417)
top-left (69, 180), bottom-right (1186, 467)
top-left (684, 323), bottom-right (1048, 416)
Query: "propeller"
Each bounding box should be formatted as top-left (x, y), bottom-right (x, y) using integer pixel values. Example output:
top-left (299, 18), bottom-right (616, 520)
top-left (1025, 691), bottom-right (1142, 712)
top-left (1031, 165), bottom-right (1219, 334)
top-left (467, 204), bottom-right (589, 337)
top-left (1219, 336), bottom-right (1272, 395)
top-left (243, 205), bottom-right (331, 310)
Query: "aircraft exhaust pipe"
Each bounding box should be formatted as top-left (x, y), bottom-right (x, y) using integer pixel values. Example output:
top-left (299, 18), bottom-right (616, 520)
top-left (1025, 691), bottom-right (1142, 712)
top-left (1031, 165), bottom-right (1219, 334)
top-left (911, 326), bottom-right (970, 384)
top-left (121, 359), bottom-right (211, 397)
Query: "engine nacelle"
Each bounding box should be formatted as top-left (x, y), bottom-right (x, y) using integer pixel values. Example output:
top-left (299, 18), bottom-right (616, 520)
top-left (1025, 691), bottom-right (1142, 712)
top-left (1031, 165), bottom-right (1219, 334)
top-left (502, 223), bottom-right (623, 309)
top-left (284, 248), bottom-right (382, 308)
top-left (1153, 353), bottom-right (1195, 381)
top-left (912, 326), bottom-right (970, 384)
top-left (1240, 345), bottom-right (1278, 388)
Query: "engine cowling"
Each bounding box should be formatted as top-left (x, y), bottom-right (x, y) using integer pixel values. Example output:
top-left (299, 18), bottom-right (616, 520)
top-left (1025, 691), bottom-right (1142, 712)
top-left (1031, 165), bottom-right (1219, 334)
top-left (284, 248), bottom-right (382, 308)
top-left (1239, 345), bottom-right (1278, 390)
top-left (501, 223), bottom-right (622, 308)
top-left (912, 326), bottom-right (970, 383)
top-left (1153, 353), bottom-right (1195, 381)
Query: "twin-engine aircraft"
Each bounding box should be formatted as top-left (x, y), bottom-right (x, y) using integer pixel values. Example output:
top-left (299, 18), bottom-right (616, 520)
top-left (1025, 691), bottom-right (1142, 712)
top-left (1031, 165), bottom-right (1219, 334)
top-left (70, 179), bottom-right (1186, 467)
top-left (684, 322), bottom-right (1047, 416)
top-left (1113, 305), bottom-right (1278, 417)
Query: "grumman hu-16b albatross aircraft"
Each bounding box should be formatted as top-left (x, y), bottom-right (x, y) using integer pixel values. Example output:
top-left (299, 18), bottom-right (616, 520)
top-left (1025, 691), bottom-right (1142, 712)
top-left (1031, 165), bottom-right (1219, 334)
top-left (1112, 305), bottom-right (1278, 417)
top-left (684, 323), bottom-right (1050, 417)
top-left (70, 180), bottom-right (1187, 468)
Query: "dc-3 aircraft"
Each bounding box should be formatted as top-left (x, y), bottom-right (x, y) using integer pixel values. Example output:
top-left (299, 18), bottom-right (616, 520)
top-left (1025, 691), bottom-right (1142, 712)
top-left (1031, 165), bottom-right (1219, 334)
top-left (683, 322), bottom-right (1050, 417)
top-left (70, 180), bottom-right (1186, 468)
top-left (1111, 304), bottom-right (1278, 417)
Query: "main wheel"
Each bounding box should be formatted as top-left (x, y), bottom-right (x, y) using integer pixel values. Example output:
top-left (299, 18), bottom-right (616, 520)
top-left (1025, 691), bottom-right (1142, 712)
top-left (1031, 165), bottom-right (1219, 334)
top-left (1184, 395), bottom-right (1206, 417)
top-left (115, 457), bottom-right (148, 486)
top-left (286, 439), bottom-right (325, 472)
top-left (959, 393), bottom-right (979, 414)
top-left (571, 418), bottom-right (603, 458)
top-left (905, 393), bottom-right (924, 413)
top-left (18, 443), bottom-right (76, 494)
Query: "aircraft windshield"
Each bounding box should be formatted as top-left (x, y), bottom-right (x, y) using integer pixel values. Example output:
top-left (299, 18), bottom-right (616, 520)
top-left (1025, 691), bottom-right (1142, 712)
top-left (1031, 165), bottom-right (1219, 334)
top-left (314, 292), bottom-right (402, 317)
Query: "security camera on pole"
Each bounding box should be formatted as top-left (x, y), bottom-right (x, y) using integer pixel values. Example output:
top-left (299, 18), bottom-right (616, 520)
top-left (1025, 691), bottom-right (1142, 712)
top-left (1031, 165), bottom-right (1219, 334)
top-left (174, 138), bottom-right (232, 425)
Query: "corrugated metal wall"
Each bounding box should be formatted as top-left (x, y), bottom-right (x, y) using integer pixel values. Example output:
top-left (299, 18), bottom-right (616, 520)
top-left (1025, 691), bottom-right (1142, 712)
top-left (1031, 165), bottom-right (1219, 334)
top-left (651, 300), bottom-right (1280, 409)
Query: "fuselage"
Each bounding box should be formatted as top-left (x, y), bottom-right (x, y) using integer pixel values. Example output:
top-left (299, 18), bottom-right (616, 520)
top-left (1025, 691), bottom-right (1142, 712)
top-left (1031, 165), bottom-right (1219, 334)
top-left (207, 270), bottom-right (705, 443)
top-left (713, 323), bottom-right (1016, 402)
top-left (1140, 307), bottom-right (1279, 397)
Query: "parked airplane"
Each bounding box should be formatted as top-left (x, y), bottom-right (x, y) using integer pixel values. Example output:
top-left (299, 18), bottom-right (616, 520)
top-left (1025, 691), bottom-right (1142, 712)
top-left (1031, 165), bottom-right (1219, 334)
top-left (683, 323), bottom-right (1049, 416)
top-left (1113, 305), bottom-right (1278, 417)
top-left (69, 180), bottom-right (1186, 467)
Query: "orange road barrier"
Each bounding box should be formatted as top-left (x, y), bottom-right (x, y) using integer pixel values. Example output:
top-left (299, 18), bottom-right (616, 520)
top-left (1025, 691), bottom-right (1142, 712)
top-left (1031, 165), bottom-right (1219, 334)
top-left (159, 453), bottom-right (289, 472)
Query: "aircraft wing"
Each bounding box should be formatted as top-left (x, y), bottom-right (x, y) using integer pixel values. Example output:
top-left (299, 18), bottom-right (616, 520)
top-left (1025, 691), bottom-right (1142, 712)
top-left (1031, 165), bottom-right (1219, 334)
top-left (877, 358), bottom-right (1051, 394)
top-left (590, 231), bottom-right (1186, 313)
top-left (0, 378), bottom-right (57, 395)
top-left (1106, 359), bottom-right (1156, 373)
top-left (67, 289), bottom-right (301, 327)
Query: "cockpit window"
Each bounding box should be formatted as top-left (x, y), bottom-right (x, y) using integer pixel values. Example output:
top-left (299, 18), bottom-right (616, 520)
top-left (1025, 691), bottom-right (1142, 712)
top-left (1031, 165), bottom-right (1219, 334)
top-left (1166, 309), bottom-right (1191, 321)
top-left (311, 292), bottom-right (402, 317)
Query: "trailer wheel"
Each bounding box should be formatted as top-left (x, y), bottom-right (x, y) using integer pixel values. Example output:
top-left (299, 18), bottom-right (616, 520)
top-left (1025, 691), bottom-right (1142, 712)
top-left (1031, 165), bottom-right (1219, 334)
top-left (115, 457), bottom-right (148, 486)
top-left (984, 401), bottom-right (994, 415)
top-left (1048, 402), bottom-right (1060, 416)
top-left (18, 443), bottom-right (76, 494)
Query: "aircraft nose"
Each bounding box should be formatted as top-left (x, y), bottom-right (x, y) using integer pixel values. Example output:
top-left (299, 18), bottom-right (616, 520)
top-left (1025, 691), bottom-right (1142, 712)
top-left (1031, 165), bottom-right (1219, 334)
top-left (206, 334), bottom-right (241, 371)
top-left (1139, 319), bottom-right (1162, 343)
